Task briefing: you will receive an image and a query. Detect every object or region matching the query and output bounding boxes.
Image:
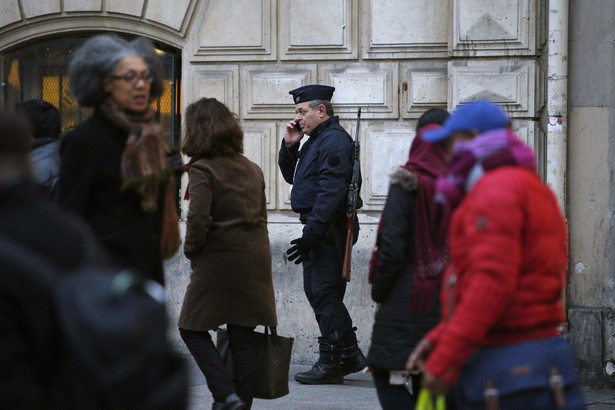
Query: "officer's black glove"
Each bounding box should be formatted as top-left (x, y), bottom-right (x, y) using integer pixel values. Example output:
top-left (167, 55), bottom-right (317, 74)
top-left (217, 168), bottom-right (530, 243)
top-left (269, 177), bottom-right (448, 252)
top-left (286, 232), bottom-right (322, 264)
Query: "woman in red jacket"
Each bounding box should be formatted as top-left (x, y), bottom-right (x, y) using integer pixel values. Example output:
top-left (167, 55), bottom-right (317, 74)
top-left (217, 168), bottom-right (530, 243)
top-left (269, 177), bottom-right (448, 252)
top-left (406, 100), bottom-right (585, 409)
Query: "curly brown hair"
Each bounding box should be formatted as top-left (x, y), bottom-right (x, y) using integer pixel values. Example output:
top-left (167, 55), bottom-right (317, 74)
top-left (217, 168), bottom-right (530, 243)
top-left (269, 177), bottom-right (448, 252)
top-left (181, 98), bottom-right (243, 158)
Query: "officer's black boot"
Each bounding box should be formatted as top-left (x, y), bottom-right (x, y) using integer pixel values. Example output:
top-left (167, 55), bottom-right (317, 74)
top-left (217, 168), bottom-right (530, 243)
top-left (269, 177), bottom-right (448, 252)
top-left (295, 343), bottom-right (344, 385)
top-left (294, 359), bottom-right (344, 385)
top-left (340, 344), bottom-right (368, 376)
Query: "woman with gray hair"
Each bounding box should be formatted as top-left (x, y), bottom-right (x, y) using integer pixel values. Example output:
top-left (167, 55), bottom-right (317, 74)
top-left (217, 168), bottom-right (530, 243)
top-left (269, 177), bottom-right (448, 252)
top-left (57, 34), bottom-right (180, 285)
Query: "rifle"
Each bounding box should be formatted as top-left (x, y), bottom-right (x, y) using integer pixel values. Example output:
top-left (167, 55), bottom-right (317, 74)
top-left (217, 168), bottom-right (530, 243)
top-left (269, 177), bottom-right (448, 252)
top-left (342, 108), bottom-right (361, 282)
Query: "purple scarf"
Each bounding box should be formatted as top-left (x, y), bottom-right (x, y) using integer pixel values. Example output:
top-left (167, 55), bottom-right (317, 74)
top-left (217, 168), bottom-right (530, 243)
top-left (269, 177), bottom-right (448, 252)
top-left (435, 128), bottom-right (536, 221)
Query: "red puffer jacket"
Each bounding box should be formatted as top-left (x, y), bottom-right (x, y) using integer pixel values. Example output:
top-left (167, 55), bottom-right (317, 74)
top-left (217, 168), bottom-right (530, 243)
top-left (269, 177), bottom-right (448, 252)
top-left (424, 166), bottom-right (568, 385)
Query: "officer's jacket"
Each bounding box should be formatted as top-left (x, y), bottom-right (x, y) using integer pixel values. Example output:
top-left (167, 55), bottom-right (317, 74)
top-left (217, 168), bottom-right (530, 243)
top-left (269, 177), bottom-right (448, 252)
top-left (278, 116), bottom-right (362, 238)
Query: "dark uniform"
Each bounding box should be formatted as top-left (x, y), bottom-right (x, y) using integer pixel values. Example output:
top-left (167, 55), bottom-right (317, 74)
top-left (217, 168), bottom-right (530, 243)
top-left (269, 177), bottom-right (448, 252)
top-left (278, 85), bottom-right (366, 384)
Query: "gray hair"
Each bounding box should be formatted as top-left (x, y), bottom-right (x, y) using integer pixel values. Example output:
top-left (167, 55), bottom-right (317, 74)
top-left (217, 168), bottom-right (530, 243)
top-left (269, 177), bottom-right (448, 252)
top-left (308, 99), bottom-right (334, 116)
top-left (68, 34), bottom-right (165, 107)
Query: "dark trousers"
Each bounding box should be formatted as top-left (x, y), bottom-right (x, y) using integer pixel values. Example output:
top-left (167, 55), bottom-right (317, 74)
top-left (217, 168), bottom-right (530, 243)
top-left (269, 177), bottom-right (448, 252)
top-left (372, 367), bottom-right (420, 410)
top-left (302, 227), bottom-right (357, 360)
top-left (179, 325), bottom-right (256, 408)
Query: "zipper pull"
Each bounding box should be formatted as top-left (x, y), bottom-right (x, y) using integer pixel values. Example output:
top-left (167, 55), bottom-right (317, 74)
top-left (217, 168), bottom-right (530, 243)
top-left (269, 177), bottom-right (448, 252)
top-left (447, 271), bottom-right (457, 287)
top-left (447, 270), bottom-right (457, 319)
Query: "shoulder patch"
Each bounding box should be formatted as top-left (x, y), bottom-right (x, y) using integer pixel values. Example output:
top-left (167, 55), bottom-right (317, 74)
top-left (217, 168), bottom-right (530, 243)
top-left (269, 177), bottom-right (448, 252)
top-left (389, 167), bottom-right (418, 192)
top-left (327, 154), bottom-right (341, 167)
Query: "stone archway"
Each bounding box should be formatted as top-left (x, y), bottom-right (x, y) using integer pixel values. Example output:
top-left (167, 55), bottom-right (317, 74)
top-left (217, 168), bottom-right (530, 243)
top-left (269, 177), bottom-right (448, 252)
top-left (0, 0), bottom-right (196, 53)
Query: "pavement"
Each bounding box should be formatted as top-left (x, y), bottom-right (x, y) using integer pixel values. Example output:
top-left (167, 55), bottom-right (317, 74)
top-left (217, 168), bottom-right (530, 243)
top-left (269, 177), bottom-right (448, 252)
top-left (186, 360), bottom-right (615, 409)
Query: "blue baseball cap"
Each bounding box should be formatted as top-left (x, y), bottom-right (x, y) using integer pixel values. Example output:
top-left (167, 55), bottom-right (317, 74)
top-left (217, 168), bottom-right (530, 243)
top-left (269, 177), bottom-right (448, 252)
top-left (422, 100), bottom-right (510, 142)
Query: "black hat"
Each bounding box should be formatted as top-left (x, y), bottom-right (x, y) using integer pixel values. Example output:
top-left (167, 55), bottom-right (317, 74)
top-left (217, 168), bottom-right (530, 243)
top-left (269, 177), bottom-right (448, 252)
top-left (289, 84), bottom-right (335, 104)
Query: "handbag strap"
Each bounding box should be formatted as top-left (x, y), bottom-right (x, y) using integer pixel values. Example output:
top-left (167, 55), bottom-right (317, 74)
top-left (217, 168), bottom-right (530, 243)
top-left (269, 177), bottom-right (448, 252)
top-left (264, 326), bottom-right (278, 336)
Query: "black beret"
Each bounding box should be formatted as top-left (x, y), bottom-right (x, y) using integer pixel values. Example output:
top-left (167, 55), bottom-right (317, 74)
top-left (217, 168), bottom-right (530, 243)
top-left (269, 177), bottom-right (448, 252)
top-left (289, 84), bottom-right (335, 104)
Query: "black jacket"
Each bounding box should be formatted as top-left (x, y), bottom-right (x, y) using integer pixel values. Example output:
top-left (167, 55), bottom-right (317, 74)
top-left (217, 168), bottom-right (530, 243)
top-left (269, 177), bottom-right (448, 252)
top-left (367, 168), bottom-right (440, 370)
top-left (57, 108), bottom-right (166, 284)
top-left (278, 116), bottom-right (362, 237)
top-left (0, 180), bottom-right (109, 408)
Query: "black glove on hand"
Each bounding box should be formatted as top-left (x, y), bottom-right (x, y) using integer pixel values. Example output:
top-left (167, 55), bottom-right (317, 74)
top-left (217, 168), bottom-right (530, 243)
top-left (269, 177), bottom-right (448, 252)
top-left (286, 232), bottom-right (322, 264)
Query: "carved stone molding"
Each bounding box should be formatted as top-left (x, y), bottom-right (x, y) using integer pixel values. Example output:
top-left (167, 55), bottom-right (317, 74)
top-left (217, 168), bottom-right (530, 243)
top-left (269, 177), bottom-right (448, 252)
top-left (145, 0), bottom-right (193, 31)
top-left (0, 0), bottom-right (21, 27)
top-left (361, 0), bottom-right (449, 59)
top-left (21, 0), bottom-right (61, 19)
top-left (510, 119), bottom-right (537, 147)
top-left (449, 59), bottom-right (537, 118)
top-left (105, 0), bottom-right (143, 17)
top-left (0, 0), bottom-right (196, 51)
top-left (401, 61), bottom-right (448, 119)
top-left (359, 121), bottom-right (414, 210)
top-left (242, 122), bottom-right (277, 209)
top-left (240, 64), bottom-right (317, 120)
top-left (279, 0), bottom-right (357, 60)
top-left (512, 119), bottom-right (544, 178)
top-left (536, 0), bottom-right (548, 51)
top-left (452, 0), bottom-right (536, 56)
top-left (187, 65), bottom-right (240, 115)
top-left (192, 0), bottom-right (276, 61)
top-left (275, 125), bottom-right (301, 211)
top-left (64, 0), bottom-right (102, 13)
top-left (319, 63), bottom-right (399, 120)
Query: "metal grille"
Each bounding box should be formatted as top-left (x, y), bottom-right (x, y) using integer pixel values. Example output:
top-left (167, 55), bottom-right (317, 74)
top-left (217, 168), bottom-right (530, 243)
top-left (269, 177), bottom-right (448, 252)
top-left (153, 79), bottom-right (174, 148)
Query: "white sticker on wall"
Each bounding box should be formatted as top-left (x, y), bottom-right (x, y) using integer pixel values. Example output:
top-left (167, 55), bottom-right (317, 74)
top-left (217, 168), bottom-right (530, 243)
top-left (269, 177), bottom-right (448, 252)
top-left (548, 116), bottom-right (563, 131)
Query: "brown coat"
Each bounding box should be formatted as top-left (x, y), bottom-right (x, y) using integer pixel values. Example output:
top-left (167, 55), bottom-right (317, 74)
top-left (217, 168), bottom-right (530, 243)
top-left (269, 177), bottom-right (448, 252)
top-left (178, 155), bottom-right (277, 331)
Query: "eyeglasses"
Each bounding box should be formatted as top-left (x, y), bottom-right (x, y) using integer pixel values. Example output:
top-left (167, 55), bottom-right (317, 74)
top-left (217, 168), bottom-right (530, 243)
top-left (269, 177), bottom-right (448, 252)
top-left (108, 73), bottom-right (154, 85)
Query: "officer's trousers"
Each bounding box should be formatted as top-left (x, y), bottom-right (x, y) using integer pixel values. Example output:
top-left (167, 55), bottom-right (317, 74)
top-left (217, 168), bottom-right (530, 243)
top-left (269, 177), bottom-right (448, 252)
top-left (302, 226), bottom-right (357, 360)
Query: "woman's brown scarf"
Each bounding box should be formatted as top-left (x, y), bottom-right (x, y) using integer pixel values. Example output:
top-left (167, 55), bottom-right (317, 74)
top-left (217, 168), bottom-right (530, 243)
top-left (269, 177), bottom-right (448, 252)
top-left (100, 98), bottom-right (180, 259)
top-left (100, 98), bottom-right (173, 211)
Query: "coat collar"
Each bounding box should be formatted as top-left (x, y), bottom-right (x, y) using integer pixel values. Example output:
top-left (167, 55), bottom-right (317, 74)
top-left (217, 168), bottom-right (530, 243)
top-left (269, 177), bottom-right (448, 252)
top-left (309, 116), bottom-right (340, 140)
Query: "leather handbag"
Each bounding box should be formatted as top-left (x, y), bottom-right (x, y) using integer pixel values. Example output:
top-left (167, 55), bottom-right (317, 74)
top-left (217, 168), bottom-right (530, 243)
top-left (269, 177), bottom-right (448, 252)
top-left (217, 326), bottom-right (294, 399)
top-left (454, 336), bottom-right (586, 410)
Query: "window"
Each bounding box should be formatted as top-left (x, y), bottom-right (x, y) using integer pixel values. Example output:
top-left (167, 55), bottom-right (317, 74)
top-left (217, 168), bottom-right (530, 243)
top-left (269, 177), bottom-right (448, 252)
top-left (1, 35), bottom-right (181, 151)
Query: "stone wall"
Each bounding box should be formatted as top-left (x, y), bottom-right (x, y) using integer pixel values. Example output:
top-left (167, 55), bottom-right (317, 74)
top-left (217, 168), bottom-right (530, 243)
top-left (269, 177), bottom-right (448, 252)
top-left (2, 0), bottom-right (582, 371)
top-left (567, 0), bottom-right (615, 387)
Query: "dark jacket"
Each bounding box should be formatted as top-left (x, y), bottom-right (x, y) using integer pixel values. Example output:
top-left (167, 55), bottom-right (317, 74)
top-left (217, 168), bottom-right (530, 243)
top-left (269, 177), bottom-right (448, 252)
top-left (278, 116), bottom-right (362, 237)
top-left (178, 155), bottom-right (277, 331)
top-left (30, 138), bottom-right (60, 199)
top-left (0, 180), bottom-right (108, 409)
top-left (57, 108), bottom-right (166, 284)
top-left (367, 168), bottom-right (440, 370)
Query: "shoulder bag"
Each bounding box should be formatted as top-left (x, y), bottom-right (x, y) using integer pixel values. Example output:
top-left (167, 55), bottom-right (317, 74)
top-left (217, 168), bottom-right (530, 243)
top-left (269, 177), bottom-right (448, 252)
top-left (217, 326), bottom-right (294, 400)
top-left (454, 336), bottom-right (586, 409)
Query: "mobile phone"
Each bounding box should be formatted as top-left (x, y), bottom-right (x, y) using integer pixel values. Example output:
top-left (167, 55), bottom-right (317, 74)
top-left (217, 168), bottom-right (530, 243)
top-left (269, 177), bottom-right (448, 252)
top-left (294, 122), bottom-right (302, 133)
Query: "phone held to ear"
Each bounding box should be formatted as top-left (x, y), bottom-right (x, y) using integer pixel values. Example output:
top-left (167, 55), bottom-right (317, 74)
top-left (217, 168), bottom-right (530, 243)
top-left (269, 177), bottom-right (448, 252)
top-left (294, 122), bottom-right (302, 133)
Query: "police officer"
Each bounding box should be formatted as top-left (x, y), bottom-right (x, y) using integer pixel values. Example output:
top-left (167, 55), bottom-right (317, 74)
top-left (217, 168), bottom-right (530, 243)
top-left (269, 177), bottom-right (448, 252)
top-left (278, 84), bottom-right (367, 384)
